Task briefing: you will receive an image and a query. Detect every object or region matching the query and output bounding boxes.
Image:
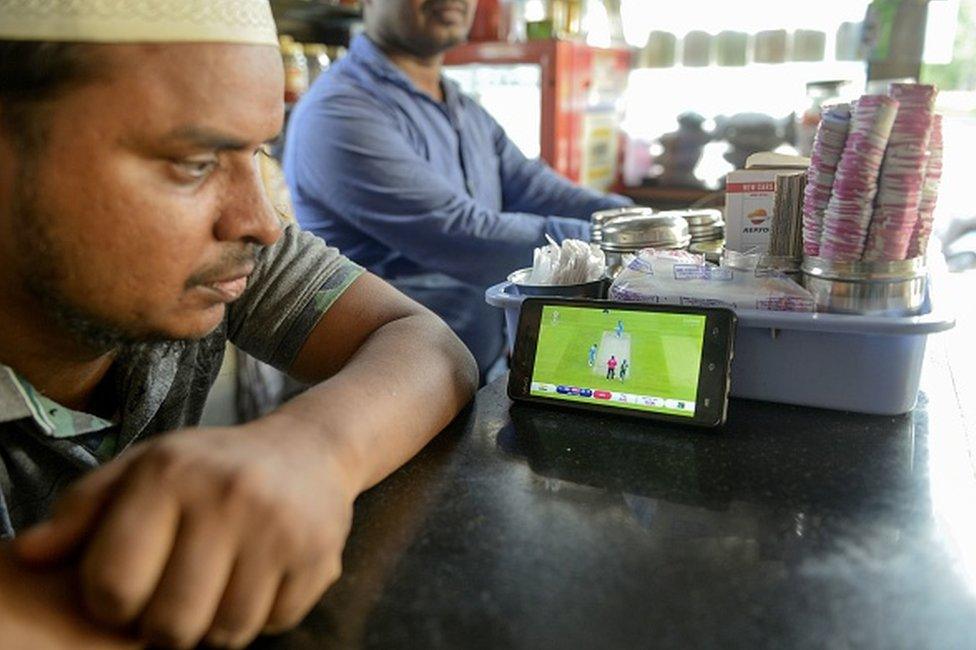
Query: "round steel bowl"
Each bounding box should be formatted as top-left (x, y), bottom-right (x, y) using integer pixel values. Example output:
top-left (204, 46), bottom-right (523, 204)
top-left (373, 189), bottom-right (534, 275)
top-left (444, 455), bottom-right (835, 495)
top-left (801, 256), bottom-right (927, 315)
top-left (507, 268), bottom-right (608, 298)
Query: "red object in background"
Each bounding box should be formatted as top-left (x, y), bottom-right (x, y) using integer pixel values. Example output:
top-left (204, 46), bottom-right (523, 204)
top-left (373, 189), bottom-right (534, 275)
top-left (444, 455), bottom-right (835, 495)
top-left (593, 391), bottom-right (612, 400)
top-left (445, 39), bottom-right (632, 188)
top-left (469, 0), bottom-right (501, 42)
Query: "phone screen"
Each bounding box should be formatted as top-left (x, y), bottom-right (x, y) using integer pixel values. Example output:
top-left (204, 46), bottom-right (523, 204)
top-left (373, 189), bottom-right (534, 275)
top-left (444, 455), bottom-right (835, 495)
top-left (529, 305), bottom-right (707, 418)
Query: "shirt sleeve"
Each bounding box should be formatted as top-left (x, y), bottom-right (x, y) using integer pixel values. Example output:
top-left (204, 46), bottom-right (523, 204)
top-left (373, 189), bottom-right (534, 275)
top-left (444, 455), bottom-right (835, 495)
top-left (0, 458), bottom-right (14, 539)
top-left (227, 223), bottom-right (364, 372)
top-left (487, 109), bottom-right (633, 219)
top-left (285, 92), bottom-right (590, 287)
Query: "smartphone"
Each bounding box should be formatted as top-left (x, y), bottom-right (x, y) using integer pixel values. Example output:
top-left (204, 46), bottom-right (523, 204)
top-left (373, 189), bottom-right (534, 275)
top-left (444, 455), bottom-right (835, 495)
top-left (508, 299), bottom-right (736, 428)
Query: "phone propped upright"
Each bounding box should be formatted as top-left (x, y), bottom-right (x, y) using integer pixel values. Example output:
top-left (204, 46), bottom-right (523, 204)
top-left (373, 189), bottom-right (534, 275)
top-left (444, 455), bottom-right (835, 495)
top-left (508, 299), bottom-right (737, 428)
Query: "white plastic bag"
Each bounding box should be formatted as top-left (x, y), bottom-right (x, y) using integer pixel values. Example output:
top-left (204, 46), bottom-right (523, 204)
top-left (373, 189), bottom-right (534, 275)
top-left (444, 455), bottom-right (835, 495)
top-left (528, 236), bottom-right (606, 285)
top-left (609, 248), bottom-right (814, 312)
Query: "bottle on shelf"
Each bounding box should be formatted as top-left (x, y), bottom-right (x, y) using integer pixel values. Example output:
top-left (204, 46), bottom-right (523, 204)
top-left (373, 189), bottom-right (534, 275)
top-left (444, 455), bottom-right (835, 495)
top-left (280, 35), bottom-right (309, 104)
top-left (304, 43), bottom-right (330, 85)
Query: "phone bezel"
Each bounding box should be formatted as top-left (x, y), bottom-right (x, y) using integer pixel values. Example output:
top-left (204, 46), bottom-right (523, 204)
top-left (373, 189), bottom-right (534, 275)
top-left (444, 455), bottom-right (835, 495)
top-left (507, 298), bottom-right (736, 428)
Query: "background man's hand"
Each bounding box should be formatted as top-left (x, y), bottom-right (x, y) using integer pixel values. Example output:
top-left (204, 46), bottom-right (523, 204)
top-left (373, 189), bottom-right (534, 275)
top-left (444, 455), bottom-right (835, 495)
top-left (13, 417), bottom-right (356, 649)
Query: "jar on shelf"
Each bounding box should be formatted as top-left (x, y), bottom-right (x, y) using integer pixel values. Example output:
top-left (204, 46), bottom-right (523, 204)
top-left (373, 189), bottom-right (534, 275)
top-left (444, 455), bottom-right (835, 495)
top-left (280, 36), bottom-right (309, 104)
top-left (304, 44), bottom-right (330, 85)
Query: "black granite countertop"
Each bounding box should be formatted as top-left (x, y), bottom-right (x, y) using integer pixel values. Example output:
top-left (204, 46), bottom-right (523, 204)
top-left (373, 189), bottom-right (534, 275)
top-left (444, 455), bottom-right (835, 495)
top-left (258, 336), bottom-right (976, 649)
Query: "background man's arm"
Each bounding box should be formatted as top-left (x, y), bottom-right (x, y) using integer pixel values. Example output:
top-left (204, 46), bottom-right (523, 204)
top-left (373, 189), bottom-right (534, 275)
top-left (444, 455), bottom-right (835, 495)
top-left (487, 109), bottom-right (633, 220)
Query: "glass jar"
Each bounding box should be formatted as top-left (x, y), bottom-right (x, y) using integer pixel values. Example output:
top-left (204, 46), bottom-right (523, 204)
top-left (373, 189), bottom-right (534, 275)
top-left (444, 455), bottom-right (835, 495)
top-left (281, 37), bottom-right (309, 104)
top-left (304, 44), bottom-right (330, 85)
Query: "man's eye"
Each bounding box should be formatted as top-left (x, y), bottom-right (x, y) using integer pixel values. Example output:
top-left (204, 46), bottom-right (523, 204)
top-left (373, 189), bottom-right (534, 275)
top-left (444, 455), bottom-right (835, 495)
top-left (175, 158), bottom-right (218, 179)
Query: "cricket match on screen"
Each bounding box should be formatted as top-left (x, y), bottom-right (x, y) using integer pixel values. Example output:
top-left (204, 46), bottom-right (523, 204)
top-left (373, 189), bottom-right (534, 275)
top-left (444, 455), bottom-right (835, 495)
top-left (530, 306), bottom-right (707, 417)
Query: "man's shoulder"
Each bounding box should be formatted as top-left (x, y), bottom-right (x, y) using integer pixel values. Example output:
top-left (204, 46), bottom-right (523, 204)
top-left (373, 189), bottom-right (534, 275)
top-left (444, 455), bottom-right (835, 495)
top-left (306, 61), bottom-right (393, 114)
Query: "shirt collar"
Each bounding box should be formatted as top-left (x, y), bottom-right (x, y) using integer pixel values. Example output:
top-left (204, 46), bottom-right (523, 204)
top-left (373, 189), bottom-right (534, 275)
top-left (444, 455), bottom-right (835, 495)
top-left (348, 34), bottom-right (464, 112)
top-left (0, 365), bottom-right (115, 438)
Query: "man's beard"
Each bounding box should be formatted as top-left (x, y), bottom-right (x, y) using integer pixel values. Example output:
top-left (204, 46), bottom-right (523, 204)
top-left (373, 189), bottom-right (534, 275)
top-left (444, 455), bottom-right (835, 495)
top-left (11, 172), bottom-right (185, 355)
top-left (388, 0), bottom-right (470, 58)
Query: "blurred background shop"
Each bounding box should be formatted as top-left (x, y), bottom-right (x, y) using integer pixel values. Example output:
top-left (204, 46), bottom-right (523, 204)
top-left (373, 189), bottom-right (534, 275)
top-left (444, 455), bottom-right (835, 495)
top-left (268, 0), bottom-right (976, 273)
top-left (207, 0), bottom-right (975, 424)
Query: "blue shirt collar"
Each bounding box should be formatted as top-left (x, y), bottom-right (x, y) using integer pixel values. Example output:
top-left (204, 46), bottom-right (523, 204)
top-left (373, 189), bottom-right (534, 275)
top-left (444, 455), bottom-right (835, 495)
top-left (348, 35), bottom-right (463, 114)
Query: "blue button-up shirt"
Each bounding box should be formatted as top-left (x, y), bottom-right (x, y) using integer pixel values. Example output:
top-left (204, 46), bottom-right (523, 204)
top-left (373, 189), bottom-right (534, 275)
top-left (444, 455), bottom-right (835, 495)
top-left (284, 35), bottom-right (630, 374)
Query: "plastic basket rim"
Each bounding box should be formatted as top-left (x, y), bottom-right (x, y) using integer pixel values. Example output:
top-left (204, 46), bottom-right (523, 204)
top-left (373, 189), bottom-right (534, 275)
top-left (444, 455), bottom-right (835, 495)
top-left (485, 280), bottom-right (956, 337)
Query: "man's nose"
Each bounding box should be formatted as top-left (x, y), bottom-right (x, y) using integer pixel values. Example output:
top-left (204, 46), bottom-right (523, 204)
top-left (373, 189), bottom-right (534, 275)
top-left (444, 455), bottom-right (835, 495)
top-left (214, 157), bottom-right (283, 247)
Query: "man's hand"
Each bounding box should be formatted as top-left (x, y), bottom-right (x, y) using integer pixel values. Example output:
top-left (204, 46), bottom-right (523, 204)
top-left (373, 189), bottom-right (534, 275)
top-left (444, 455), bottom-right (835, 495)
top-left (11, 274), bottom-right (476, 649)
top-left (13, 417), bottom-right (355, 649)
top-left (0, 546), bottom-right (141, 649)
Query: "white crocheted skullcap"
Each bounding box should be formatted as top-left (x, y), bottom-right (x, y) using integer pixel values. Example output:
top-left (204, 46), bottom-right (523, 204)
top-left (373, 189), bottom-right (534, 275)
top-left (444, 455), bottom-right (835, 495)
top-left (0, 0), bottom-right (278, 46)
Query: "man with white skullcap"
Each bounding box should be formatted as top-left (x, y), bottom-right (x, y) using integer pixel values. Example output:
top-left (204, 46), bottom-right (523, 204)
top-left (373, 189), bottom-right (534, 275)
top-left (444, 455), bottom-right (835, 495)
top-left (0, 1), bottom-right (477, 646)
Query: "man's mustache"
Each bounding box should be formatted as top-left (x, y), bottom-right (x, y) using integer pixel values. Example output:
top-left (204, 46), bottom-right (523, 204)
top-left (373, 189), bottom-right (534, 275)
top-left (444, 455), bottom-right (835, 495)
top-left (186, 245), bottom-right (261, 288)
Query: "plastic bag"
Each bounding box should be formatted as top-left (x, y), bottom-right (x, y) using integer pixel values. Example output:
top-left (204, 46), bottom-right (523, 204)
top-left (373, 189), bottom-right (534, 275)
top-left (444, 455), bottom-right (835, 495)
top-left (528, 236), bottom-right (606, 285)
top-left (609, 248), bottom-right (814, 312)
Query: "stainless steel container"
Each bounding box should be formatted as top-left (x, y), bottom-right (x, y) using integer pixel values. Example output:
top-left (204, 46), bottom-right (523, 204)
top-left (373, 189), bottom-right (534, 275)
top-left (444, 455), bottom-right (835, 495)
top-left (687, 223), bottom-right (726, 242)
top-left (801, 256), bottom-right (927, 315)
top-left (672, 209), bottom-right (726, 245)
top-left (590, 207), bottom-right (654, 244)
top-left (687, 221), bottom-right (726, 232)
top-left (599, 214), bottom-right (691, 277)
top-left (599, 214), bottom-right (690, 251)
top-left (507, 268), bottom-right (608, 298)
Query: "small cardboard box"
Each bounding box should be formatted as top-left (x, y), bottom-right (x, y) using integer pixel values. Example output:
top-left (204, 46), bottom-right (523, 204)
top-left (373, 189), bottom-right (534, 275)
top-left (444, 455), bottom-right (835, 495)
top-left (725, 153), bottom-right (809, 253)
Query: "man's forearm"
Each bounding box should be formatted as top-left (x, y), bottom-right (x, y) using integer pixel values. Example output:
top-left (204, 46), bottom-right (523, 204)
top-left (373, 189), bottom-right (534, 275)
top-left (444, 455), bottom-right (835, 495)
top-left (263, 313), bottom-right (477, 494)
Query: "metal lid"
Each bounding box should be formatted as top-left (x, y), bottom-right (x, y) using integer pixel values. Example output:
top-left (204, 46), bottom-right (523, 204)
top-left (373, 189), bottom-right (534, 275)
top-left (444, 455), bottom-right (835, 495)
top-left (599, 214), bottom-right (690, 250)
top-left (690, 233), bottom-right (726, 243)
top-left (591, 207), bottom-right (655, 243)
top-left (601, 238), bottom-right (692, 253)
top-left (591, 206), bottom-right (654, 227)
top-left (689, 227), bottom-right (726, 240)
top-left (669, 208), bottom-right (723, 226)
top-left (688, 221), bottom-right (726, 233)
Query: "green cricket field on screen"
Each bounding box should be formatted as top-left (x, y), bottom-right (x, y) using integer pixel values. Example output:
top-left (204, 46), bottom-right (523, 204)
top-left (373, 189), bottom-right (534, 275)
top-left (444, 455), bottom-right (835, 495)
top-left (530, 305), bottom-right (707, 417)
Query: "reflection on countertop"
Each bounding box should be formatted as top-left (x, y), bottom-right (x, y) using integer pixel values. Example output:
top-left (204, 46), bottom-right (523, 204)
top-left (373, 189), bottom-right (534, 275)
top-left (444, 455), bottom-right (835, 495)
top-left (258, 335), bottom-right (976, 650)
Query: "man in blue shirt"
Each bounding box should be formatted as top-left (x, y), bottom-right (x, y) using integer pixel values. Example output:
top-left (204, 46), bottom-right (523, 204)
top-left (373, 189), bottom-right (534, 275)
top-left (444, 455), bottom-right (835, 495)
top-left (284, 0), bottom-right (631, 380)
